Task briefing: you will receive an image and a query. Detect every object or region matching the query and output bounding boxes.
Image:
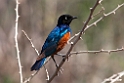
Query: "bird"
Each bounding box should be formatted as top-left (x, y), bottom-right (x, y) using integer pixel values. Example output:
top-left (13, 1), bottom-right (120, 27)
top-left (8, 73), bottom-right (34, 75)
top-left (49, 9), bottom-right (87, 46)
top-left (31, 14), bottom-right (77, 71)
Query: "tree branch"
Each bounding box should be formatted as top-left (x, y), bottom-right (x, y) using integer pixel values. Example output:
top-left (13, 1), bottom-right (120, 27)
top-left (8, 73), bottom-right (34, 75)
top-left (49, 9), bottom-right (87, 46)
top-left (101, 71), bottom-right (124, 83)
top-left (57, 47), bottom-right (124, 58)
top-left (85, 3), bottom-right (124, 31)
top-left (70, 47), bottom-right (124, 55)
top-left (22, 30), bottom-right (39, 56)
top-left (68, 3), bottom-right (124, 42)
top-left (14, 0), bottom-right (23, 83)
top-left (23, 71), bottom-right (39, 83)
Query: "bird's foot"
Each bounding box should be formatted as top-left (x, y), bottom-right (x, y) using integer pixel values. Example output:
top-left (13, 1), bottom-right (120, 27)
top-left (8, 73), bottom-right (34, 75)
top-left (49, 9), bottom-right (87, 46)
top-left (62, 55), bottom-right (69, 61)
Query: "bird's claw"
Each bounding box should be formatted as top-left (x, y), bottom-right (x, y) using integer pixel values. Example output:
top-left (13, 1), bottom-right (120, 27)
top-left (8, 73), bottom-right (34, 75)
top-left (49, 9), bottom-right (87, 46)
top-left (62, 55), bottom-right (69, 61)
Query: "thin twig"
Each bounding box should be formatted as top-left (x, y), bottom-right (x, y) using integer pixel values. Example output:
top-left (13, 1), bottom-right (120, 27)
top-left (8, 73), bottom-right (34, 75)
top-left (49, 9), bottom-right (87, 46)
top-left (22, 30), bottom-right (39, 56)
top-left (68, 3), bottom-right (124, 43)
top-left (85, 3), bottom-right (124, 31)
top-left (101, 71), bottom-right (124, 83)
top-left (57, 47), bottom-right (124, 57)
top-left (23, 71), bottom-right (39, 83)
top-left (104, 3), bottom-right (124, 16)
top-left (14, 0), bottom-right (23, 83)
top-left (44, 66), bottom-right (50, 81)
top-left (22, 30), bottom-right (52, 65)
top-left (70, 47), bottom-right (124, 55)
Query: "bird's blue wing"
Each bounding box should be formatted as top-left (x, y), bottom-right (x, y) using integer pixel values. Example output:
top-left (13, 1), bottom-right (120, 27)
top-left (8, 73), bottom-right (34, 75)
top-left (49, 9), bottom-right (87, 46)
top-left (40, 25), bottom-right (71, 57)
top-left (40, 26), bottom-right (60, 57)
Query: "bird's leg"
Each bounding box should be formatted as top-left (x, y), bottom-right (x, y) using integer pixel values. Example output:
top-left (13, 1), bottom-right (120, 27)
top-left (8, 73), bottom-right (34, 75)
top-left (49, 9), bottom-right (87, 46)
top-left (51, 55), bottom-right (63, 75)
top-left (51, 55), bottom-right (59, 69)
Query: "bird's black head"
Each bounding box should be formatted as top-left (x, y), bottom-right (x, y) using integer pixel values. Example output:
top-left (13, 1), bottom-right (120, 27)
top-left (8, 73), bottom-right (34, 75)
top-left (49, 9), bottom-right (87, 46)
top-left (57, 14), bottom-right (77, 26)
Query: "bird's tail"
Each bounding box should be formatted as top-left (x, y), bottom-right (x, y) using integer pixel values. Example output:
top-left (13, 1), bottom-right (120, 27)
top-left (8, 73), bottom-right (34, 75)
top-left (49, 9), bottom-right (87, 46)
top-left (31, 57), bottom-right (46, 71)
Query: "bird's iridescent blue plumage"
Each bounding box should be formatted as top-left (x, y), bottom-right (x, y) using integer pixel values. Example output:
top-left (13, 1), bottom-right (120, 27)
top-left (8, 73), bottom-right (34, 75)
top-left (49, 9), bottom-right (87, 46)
top-left (31, 14), bottom-right (76, 71)
top-left (41, 24), bottom-right (71, 56)
top-left (31, 25), bottom-right (71, 71)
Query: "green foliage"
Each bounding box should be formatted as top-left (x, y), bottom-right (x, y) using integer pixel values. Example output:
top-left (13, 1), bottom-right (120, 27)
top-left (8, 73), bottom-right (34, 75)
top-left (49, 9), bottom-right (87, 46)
top-left (3, 76), bottom-right (14, 83)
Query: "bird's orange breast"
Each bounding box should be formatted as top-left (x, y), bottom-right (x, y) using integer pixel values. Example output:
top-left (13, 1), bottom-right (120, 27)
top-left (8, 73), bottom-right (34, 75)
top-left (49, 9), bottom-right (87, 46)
top-left (57, 32), bottom-right (70, 52)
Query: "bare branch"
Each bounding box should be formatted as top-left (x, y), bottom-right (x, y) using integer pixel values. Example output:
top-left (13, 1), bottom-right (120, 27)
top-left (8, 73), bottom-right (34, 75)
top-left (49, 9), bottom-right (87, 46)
top-left (23, 71), bottom-right (39, 83)
top-left (44, 66), bottom-right (50, 81)
top-left (85, 3), bottom-right (124, 31)
top-left (57, 47), bottom-right (124, 57)
top-left (101, 71), bottom-right (124, 83)
top-left (14, 0), bottom-right (23, 83)
top-left (70, 47), bottom-right (124, 55)
top-left (104, 3), bottom-right (124, 16)
top-left (22, 30), bottom-right (39, 56)
top-left (69, 3), bottom-right (124, 42)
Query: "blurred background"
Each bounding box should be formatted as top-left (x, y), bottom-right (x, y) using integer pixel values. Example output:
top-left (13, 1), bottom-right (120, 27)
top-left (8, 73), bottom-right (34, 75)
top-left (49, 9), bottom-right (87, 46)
top-left (0, 0), bottom-right (124, 83)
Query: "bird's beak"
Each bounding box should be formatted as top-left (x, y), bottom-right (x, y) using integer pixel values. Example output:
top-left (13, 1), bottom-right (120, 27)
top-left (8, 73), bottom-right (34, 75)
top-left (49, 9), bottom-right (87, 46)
top-left (73, 16), bottom-right (77, 19)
